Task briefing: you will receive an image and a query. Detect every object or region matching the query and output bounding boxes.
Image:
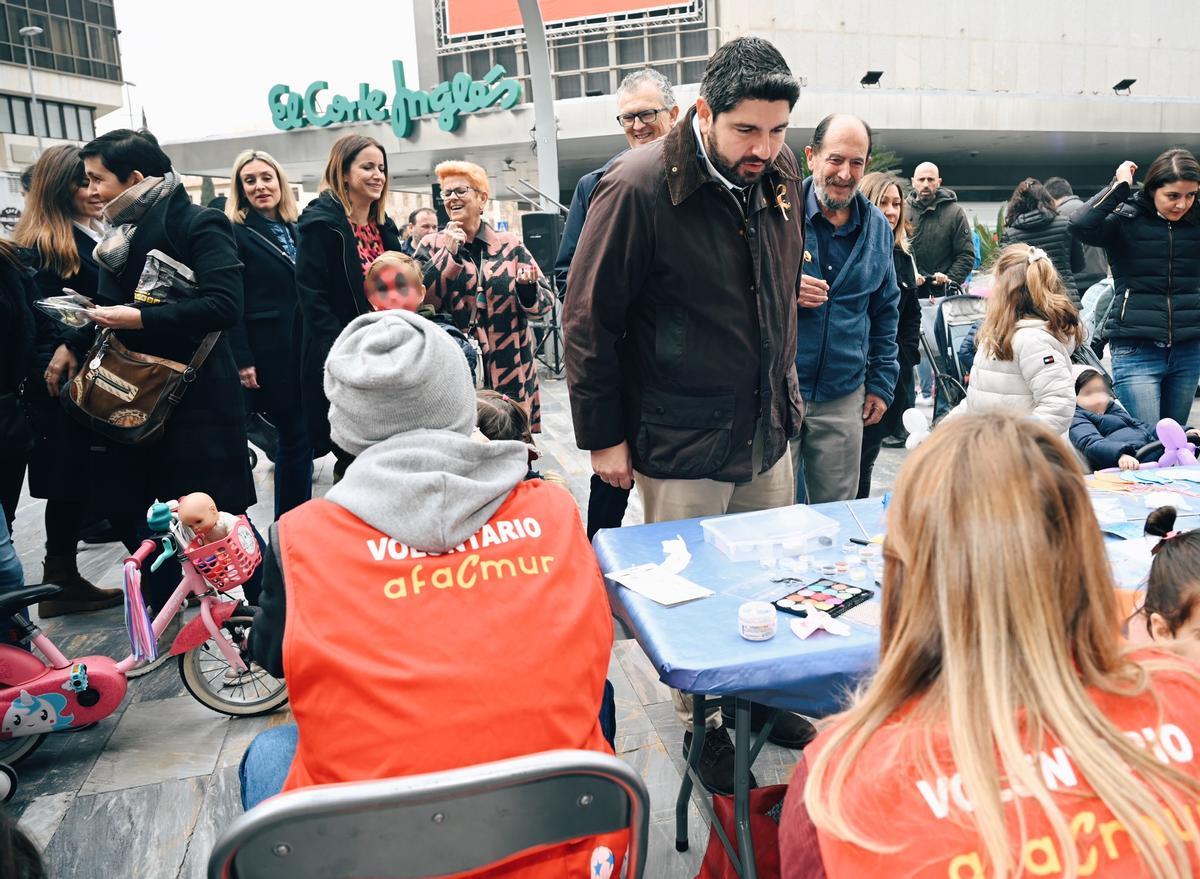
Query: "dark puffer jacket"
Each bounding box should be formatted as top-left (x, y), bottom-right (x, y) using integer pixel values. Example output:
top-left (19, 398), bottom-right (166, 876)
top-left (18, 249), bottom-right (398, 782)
top-left (906, 188), bottom-right (976, 285)
top-left (1001, 208), bottom-right (1085, 304)
top-left (1069, 400), bottom-right (1156, 470)
top-left (1070, 182), bottom-right (1200, 345)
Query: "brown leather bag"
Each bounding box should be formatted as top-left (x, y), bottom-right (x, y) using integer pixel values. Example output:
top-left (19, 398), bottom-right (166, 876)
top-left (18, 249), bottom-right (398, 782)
top-left (63, 328), bottom-right (220, 445)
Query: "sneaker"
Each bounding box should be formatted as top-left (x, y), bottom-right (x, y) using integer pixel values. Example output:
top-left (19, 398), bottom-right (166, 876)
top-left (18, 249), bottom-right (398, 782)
top-left (681, 727), bottom-right (757, 797)
top-left (721, 700), bottom-right (817, 750)
top-left (881, 431), bottom-right (909, 449)
top-left (222, 662), bottom-right (270, 688)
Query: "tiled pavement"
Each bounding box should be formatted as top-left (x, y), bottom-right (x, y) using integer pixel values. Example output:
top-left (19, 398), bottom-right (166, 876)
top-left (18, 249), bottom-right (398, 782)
top-left (7, 367), bottom-right (911, 877)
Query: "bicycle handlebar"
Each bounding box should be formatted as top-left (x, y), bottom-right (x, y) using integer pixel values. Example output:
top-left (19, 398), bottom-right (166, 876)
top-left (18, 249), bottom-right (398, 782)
top-left (127, 539), bottom-right (158, 568)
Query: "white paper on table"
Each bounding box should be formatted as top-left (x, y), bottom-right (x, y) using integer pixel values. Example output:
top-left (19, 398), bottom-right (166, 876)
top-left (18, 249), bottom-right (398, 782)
top-left (660, 535), bottom-right (692, 575)
top-left (608, 562), bottom-right (714, 607)
top-left (1089, 496), bottom-right (1126, 525)
top-left (1144, 491), bottom-right (1193, 512)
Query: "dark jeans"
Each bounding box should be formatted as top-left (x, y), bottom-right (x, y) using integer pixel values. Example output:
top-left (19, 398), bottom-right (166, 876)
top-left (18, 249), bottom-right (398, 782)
top-left (586, 474), bottom-right (630, 541)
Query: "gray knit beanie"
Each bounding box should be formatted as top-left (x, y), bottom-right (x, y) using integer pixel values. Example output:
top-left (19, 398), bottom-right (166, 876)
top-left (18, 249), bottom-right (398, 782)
top-left (324, 310), bottom-right (476, 455)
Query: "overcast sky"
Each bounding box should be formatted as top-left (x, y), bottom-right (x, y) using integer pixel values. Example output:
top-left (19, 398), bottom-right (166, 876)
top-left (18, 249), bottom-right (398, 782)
top-left (97, 0), bottom-right (420, 143)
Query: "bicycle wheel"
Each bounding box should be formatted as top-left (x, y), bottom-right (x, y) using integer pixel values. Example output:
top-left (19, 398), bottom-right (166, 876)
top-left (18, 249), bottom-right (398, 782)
top-left (0, 733), bottom-right (46, 766)
top-left (178, 612), bottom-right (288, 717)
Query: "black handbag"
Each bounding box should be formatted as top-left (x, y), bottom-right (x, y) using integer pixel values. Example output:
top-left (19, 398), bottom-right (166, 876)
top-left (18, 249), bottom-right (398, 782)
top-left (0, 392), bottom-right (34, 454)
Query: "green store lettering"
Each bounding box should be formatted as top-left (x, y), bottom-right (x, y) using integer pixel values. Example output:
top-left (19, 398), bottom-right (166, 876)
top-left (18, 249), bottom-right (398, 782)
top-left (268, 61), bottom-right (522, 137)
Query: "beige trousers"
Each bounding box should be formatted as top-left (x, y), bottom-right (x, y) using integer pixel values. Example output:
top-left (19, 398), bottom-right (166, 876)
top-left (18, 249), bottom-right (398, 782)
top-left (635, 427), bottom-right (794, 731)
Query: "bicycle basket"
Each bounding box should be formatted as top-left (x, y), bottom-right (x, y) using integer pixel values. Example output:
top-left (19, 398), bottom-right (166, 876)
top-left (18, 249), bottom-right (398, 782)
top-left (183, 515), bottom-right (260, 591)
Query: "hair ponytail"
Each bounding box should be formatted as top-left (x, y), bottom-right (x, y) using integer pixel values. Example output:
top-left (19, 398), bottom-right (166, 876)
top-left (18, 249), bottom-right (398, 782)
top-left (976, 243), bottom-right (1083, 360)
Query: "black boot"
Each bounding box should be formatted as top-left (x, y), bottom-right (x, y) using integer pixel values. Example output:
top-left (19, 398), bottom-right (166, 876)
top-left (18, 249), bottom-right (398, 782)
top-left (682, 727), bottom-right (757, 797)
top-left (37, 556), bottom-right (123, 618)
top-left (721, 699), bottom-right (817, 750)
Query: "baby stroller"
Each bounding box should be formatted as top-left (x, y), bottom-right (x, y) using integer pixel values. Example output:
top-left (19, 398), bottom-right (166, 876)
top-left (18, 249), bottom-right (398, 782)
top-left (919, 290), bottom-right (988, 421)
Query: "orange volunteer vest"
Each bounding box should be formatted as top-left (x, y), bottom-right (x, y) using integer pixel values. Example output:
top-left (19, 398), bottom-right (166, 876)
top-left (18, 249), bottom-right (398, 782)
top-left (796, 661), bottom-right (1200, 878)
top-left (276, 480), bottom-right (625, 878)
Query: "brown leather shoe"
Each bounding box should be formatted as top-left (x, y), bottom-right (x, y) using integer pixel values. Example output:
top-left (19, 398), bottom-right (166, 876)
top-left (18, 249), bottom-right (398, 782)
top-left (36, 556), bottom-right (123, 619)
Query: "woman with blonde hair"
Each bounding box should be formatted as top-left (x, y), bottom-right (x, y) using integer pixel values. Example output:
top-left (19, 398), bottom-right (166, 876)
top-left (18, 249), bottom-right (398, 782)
top-left (9, 144), bottom-right (122, 616)
top-left (948, 242), bottom-right (1083, 434)
top-left (783, 413), bottom-right (1200, 878)
top-left (857, 171), bottom-right (922, 496)
top-left (225, 149), bottom-right (310, 516)
top-left (294, 134), bottom-right (402, 471)
top-left (415, 160), bottom-right (552, 431)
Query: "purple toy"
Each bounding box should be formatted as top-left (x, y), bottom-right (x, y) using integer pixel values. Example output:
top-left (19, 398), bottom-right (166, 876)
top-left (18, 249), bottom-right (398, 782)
top-left (1155, 418), bottom-right (1198, 468)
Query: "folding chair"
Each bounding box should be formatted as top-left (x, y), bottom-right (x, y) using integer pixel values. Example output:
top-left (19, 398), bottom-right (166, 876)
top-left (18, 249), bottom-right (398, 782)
top-left (207, 749), bottom-right (649, 879)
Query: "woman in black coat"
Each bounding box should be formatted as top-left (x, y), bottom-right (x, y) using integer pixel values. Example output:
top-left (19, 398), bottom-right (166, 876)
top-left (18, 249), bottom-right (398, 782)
top-left (0, 241), bottom-right (35, 534)
top-left (295, 134), bottom-right (402, 472)
top-left (1000, 177), bottom-right (1086, 304)
top-left (80, 129), bottom-right (258, 609)
top-left (858, 173), bottom-right (922, 498)
top-left (225, 150), bottom-right (311, 518)
top-left (11, 145), bottom-right (123, 616)
top-left (1070, 150), bottom-right (1200, 427)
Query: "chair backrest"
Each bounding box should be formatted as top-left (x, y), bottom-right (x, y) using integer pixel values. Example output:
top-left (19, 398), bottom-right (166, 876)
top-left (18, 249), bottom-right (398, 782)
top-left (207, 749), bottom-right (649, 879)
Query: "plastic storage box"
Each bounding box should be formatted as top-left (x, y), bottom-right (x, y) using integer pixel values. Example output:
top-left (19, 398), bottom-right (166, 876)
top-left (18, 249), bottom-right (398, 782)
top-left (700, 506), bottom-right (840, 563)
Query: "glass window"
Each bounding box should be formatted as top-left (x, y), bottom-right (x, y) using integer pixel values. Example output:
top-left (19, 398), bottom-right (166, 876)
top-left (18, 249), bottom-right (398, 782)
top-left (585, 71), bottom-right (608, 95)
top-left (30, 99), bottom-right (46, 137)
top-left (0, 44), bottom-right (11, 63)
top-left (616, 34), bottom-right (644, 65)
top-left (11, 98), bottom-right (29, 135)
top-left (652, 63), bottom-right (674, 83)
top-left (49, 0), bottom-right (67, 15)
top-left (494, 45), bottom-right (517, 76)
top-left (28, 0), bottom-right (47, 11)
top-left (0, 98), bottom-right (11, 135)
top-left (79, 105), bottom-right (94, 140)
top-left (49, 16), bottom-right (71, 52)
top-left (554, 43), bottom-right (580, 72)
top-left (680, 27), bottom-right (707, 58)
top-left (75, 57), bottom-right (91, 77)
top-left (555, 74), bottom-right (582, 99)
top-left (681, 59), bottom-right (706, 84)
top-left (468, 49), bottom-right (490, 79)
top-left (83, 1), bottom-right (99, 22)
top-left (649, 33), bottom-right (675, 62)
top-left (583, 35), bottom-right (607, 69)
top-left (68, 0), bottom-right (83, 15)
top-left (98, 3), bottom-right (113, 26)
top-left (438, 54), bottom-right (464, 78)
top-left (63, 102), bottom-right (79, 139)
top-left (46, 102), bottom-right (63, 138)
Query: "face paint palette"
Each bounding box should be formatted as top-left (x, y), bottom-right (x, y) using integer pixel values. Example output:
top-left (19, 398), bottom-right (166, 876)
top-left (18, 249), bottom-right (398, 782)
top-left (772, 578), bottom-right (873, 619)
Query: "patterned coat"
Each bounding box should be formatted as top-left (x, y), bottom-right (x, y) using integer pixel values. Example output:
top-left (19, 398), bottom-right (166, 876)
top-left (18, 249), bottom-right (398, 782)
top-left (416, 223), bottom-right (553, 430)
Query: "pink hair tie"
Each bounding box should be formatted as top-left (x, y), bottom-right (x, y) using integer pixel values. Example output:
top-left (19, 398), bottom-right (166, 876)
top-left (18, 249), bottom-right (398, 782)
top-left (1166, 530), bottom-right (1181, 540)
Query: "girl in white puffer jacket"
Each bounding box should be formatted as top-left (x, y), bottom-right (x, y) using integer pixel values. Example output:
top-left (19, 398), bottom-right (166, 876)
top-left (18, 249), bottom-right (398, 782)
top-left (952, 244), bottom-right (1085, 435)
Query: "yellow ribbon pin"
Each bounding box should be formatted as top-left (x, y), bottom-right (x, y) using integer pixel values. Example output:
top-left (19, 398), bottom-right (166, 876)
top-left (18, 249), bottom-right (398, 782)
top-left (774, 183), bottom-right (792, 221)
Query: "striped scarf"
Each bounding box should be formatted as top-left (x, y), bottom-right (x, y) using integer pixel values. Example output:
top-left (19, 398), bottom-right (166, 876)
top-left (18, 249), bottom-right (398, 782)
top-left (94, 171), bottom-right (181, 276)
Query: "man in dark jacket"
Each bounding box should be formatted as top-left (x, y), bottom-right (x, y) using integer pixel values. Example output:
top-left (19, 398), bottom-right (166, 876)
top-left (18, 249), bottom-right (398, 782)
top-left (556, 68), bottom-right (679, 540)
top-left (792, 114), bottom-right (899, 504)
top-left (907, 162), bottom-right (975, 294)
top-left (401, 207), bottom-right (437, 258)
top-left (1044, 176), bottom-right (1109, 294)
top-left (564, 37), bottom-right (811, 796)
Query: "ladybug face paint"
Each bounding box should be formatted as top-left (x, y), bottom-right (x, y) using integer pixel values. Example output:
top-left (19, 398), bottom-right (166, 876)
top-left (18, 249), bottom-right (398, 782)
top-left (366, 264), bottom-right (423, 312)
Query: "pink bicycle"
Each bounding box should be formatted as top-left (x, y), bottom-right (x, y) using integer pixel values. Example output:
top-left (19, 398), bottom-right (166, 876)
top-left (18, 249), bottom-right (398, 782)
top-left (0, 499), bottom-right (288, 775)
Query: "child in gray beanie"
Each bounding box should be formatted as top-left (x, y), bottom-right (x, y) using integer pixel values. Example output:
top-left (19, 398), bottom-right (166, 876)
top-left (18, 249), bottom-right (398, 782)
top-left (324, 309), bottom-right (477, 455)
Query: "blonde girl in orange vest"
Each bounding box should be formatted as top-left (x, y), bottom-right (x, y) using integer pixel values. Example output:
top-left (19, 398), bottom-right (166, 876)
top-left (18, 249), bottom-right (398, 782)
top-left (784, 413), bottom-right (1200, 878)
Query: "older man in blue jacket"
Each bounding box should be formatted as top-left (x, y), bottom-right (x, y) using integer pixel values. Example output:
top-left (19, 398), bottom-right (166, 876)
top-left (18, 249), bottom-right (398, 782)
top-left (791, 115), bottom-right (900, 503)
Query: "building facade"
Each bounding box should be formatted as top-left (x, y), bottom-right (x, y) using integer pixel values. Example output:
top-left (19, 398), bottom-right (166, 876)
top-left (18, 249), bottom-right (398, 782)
top-left (165, 0), bottom-right (1200, 227)
top-left (0, 0), bottom-right (123, 218)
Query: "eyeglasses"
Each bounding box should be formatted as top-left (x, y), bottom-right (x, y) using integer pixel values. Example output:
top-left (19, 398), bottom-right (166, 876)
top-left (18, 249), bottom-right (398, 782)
top-left (441, 186), bottom-right (481, 201)
top-left (616, 108), bottom-right (668, 129)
